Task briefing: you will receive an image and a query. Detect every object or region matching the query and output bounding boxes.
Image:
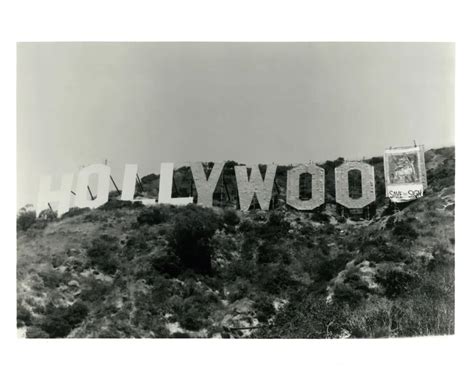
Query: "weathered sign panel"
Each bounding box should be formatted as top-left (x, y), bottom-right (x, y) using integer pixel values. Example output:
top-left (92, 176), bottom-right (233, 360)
top-left (384, 146), bottom-right (427, 203)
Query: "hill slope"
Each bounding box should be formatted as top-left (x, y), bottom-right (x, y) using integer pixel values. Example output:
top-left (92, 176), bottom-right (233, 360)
top-left (17, 147), bottom-right (454, 338)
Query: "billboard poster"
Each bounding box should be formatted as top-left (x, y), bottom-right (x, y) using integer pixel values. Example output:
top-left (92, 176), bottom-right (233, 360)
top-left (384, 145), bottom-right (427, 203)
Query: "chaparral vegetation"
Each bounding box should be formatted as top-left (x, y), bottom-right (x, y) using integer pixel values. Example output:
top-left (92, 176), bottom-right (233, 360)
top-left (17, 147), bottom-right (454, 338)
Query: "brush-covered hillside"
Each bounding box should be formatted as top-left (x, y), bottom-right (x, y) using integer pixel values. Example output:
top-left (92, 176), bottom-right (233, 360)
top-left (17, 147), bottom-right (455, 338)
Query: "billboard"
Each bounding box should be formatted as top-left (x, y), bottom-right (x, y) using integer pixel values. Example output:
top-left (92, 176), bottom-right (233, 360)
top-left (383, 146), bottom-right (427, 203)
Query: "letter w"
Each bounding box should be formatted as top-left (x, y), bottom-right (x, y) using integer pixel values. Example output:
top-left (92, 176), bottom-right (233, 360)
top-left (234, 164), bottom-right (277, 211)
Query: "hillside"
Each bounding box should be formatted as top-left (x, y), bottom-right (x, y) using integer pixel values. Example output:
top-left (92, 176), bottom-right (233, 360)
top-left (17, 147), bottom-right (455, 338)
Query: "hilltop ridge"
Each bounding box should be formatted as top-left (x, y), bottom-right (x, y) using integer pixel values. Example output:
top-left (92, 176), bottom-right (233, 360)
top-left (17, 147), bottom-right (454, 338)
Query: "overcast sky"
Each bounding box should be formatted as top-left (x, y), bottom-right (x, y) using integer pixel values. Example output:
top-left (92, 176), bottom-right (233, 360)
top-left (17, 42), bottom-right (454, 209)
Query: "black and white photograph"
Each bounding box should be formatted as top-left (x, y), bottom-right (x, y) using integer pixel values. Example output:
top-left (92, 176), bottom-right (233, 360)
top-left (4, 2), bottom-right (473, 378)
top-left (16, 42), bottom-right (454, 339)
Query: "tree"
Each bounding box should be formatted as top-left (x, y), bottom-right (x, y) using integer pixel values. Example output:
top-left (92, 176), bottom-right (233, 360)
top-left (17, 208), bottom-right (36, 231)
top-left (167, 205), bottom-right (222, 274)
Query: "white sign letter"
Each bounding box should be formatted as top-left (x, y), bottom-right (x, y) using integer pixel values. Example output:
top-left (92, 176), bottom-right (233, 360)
top-left (121, 164), bottom-right (138, 201)
top-left (190, 162), bottom-right (225, 207)
top-left (286, 164), bottom-right (325, 210)
top-left (37, 173), bottom-right (74, 217)
top-left (75, 164), bottom-right (111, 209)
top-left (234, 164), bottom-right (277, 211)
top-left (335, 162), bottom-right (375, 209)
top-left (158, 163), bottom-right (193, 206)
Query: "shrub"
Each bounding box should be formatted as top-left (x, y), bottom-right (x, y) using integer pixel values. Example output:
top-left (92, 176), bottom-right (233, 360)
top-left (170, 287), bottom-right (211, 331)
top-left (40, 301), bottom-right (89, 338)
top-left (38, 270), bottom-right (65, 289)
top-left (172, 332), bottom-right (191, 338)
top-left (315, 252), bottom-right (352, 282)
top-left (258, 211), bottom-right (290, 241)
top-left (26, 326), bottom-right (50, 338)
top-left (254, 295), bottom-right (275, 322)
top-left (332, 281), bottom-right (366, 307)
top-left (86, 235), bottom-right (120, 274)
top-left (336, 216), bottom-right (346, 223)
top-left (367, 156), bottom-right (383, 165)
top-left (99, 199), bottom-right (144, 211)
top-left (17, 210), bottom-right (36, 231)
top-left (257, 243), bottom-right (279, 264)
top-left (359, 239), bottom-right (409, 264)
top-left (65, 301), bottom-right (90, 325)
top-left (256, 295), bottom-right (348, 338)
top-left (228, 279), bottom-right (250, 302)
top-left (124, 233), bottom-right (148, 255)
top-left (255, 242), bottom-right (290, 266)
top-left (152, 254), bottom-right (182, 277)
top-left (17, 304), bottom-right (32, 327)
top-left (320, 224), bottom-right (336, 235)
top-left (299, 224), bottom-right (316, 238)
top-left (179, 307), bottom-right (205, 331)
top-left (257, 264), bottom-right (294, 294)
top-left (238, 219), bottom-right (255, 233)
top-left (385, 216), bottom-right (395, 229)
top-left (80, 278), bottom-right (113, 302)
top-left (61, 207), bottom-right (90, 219)
top-left (311, 212), bottom-right (330, 223)
top-left (376, 269), bottom-right (416, 299)
top-left (392, 220), bottom-right (419, 241)
top-left (38, 209), bottom-right (58, 221)
top-left (167, 205), bottom-right (222, 274)
top-left (137, 207), bottom-right (169, 225)
top-left (223, 209), bottom-right (240, 226)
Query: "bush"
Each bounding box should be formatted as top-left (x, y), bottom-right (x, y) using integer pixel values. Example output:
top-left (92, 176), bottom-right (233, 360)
top-left (38, 270), bottom-right (65, 289)
top-left (238, 219), bottom-right (255, 233)
top-left (167, 205), bottom-right (223, 274)
top-left (256, 243), bottom-right (279, 264)
top-left (315, 252), bottom-right (352, 282)
top-left (392, 220), bottom-right (419, 241)
top-left (227, 279), bottom-right (250, 302)
top-left (26, 326), bottom-right (50, 338)
top-left (17, 304), bottom-right (32, 327)
top-left (311, 212), bottom-right (330, 223)
top-left (257, 264), bottom-right (294, 294)
top-left (17, 210), bottom-right (36, 231)
top-left (332, 281), bottom-right (367, 307)
top-left (179, 308), bottom-right (205, 331)
top-left (359, 239), bottom-right (409, 264)
top-left (223, 209), bottom-right (240, 226)
top-left (258, 211), bottom-right (290, 241)
top-left (137, 207), bottom-right (169, 225)
top-left (86, 235), bottom-right (120, 274)
top-left (256, 295), bottom-right (347, 338)
top-left (254, 295), bottom-right (275, 322)
top-left (152, 254), bottom-right (182, 277)
top-left (99, 199), bottom-right (145, 211)
top-left (170, 286), bottom-right (211, 331)
top-left (320, 224), bottom-right (336, 235)
top-left (40, 301), bottom-right (89, 338)
top-left (172, 332), bottom-right (191, 338)
top-left (38, 209), bottom-right (58, 221)
top-left (61, 207), bottom-right (90, 219)
top-left (299, 224), bottom-right (316, 237)
top-left (376, 269), bottom-right (416, 299)
top-left (385, 216), bottom-right (395, 229)
top-left (80, 278), bottom-right (113, 302)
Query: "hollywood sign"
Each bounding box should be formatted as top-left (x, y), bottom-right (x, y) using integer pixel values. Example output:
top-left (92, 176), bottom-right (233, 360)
top-left (36, 146), bottom-right (427, 217)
